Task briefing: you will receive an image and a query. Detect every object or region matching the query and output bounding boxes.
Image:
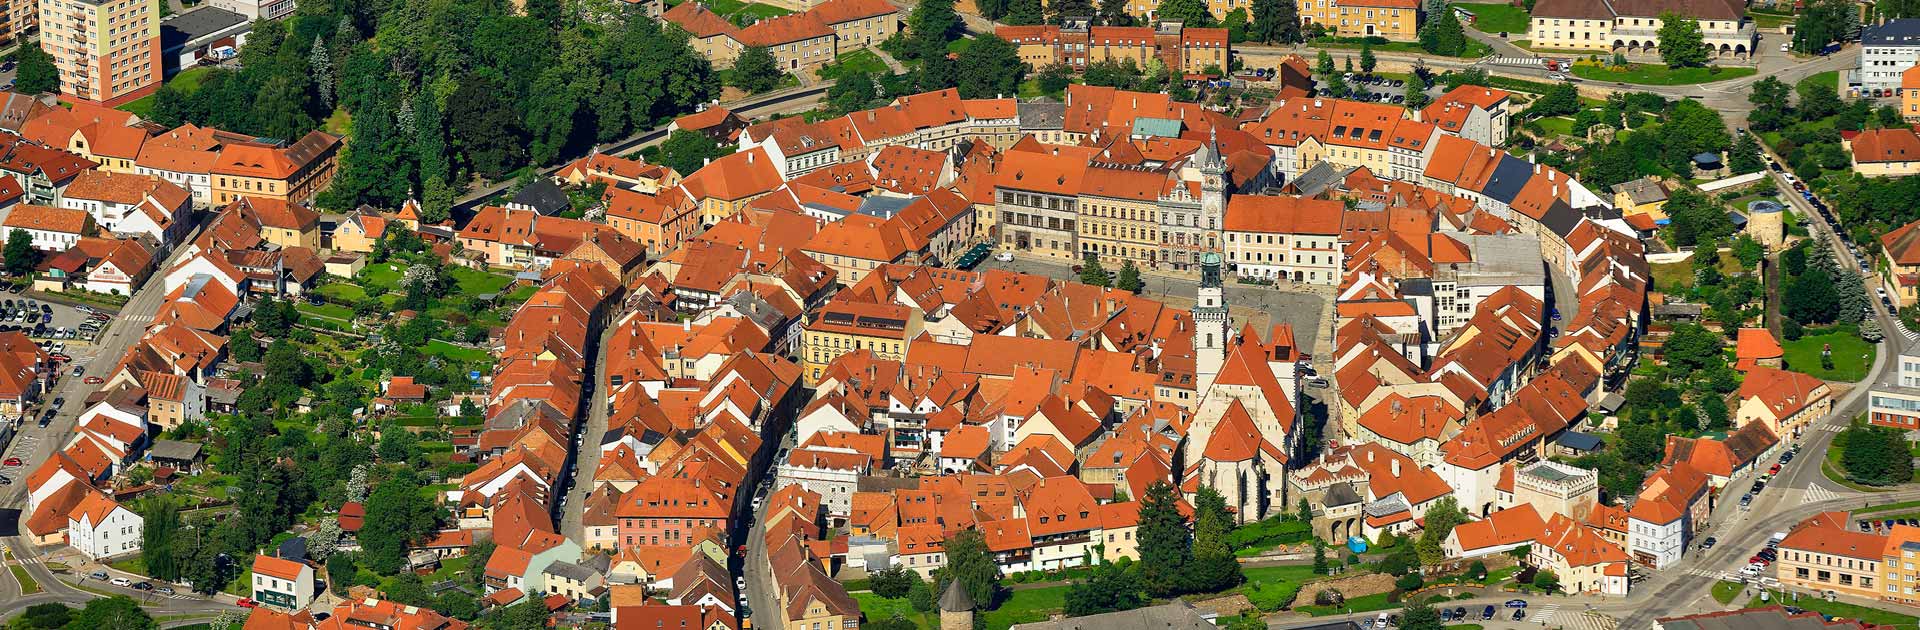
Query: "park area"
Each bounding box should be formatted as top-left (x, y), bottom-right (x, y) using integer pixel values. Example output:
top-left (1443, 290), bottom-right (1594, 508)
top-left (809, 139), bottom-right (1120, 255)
top-left (1454, 3), bottom-right (1530, 35)
top-left (1571, 63), bottom-right (1757, 86)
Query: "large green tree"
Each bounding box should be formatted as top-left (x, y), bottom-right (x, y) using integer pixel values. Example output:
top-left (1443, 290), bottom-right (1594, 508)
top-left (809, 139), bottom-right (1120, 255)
top-left (1841, 424), bottom-right (1915, 486)
top-left (11, 45), bottom-right (58, 96)
top-left (139, 498), bottom-right (184, 582)
top-left (1798, 74), bottom-right (1843, 121)
top-left (1656, 12), bottom-right (1708, 68)
top-left (358, 473), bottom-right (440, 574)
top-left (938, 529), bottom-right (1002, 609)
top-left (1748, 76), bottom-right (1794, 131)
top-left (1418, 8), bottom-right (1468, 56)
top-left (1156, 0), bottom-right (1213, 27)
top-left (733, 47), bottom-right (784, 93)
top-left (4, 229), bottom-right (38, 276)
top-left (1136, 482), bottom-right (1191, 597)
top-left (1188, 487), bottom-right (1243, 593)
top-left (907, 0), bottom-right (963, 60)
top-left (1795, 0), bottom-right (1857, 54)
top-left (1063, 560), bottom-right (1146, 616)
top-left (1005, 0), bottom-right (1044, 24)
top-left (65, 597), bottom-right (154, 630)
top-left (957, 36), bottom-right (1025, 98)
top-left (1249, 0), bottom-right (1300, 43)
top-left (655, 130), bottom-right (734, 177)
top-left (1415, 496), bottom-right (1465, 565)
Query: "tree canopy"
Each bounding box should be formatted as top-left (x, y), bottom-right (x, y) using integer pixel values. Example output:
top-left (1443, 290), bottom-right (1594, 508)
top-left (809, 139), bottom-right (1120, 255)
top-left (1656, 12), bottom-right (1708, 68)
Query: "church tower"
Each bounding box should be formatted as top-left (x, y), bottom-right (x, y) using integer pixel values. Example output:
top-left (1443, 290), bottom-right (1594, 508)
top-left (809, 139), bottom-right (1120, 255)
top-left (1197, 126), bottom-right (1228, 254)
top-left (1194, 252), bottom-right (1229, 394)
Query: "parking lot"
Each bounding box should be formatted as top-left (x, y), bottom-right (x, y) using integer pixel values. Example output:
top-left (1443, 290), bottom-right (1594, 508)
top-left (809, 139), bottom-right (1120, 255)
top-left (1344, 73), bottom-right (1411, 105)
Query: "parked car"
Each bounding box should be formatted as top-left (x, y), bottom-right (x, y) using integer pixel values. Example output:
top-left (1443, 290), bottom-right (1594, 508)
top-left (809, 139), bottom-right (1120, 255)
top-left (110, 577), bottom-right (131, 586)
top-left (1701, 537), bottom-right (1717, 549)
top-left (133, 581), bottom-right (153, 591)
top-left (1513, 610), bottom-right (1527, 621)
top-left (237, 598), bottom-right (258, 608)
top-left (1481, 606), bottom-right (1496, 620)
top-left (156, 586), bottom-right (175, 596)
top-left (89, 571), bottom-right (108, 581)
top-left (2, 457), bottom-right (19, 467)
top-left (1506, 600), bottom-right (1528, 608)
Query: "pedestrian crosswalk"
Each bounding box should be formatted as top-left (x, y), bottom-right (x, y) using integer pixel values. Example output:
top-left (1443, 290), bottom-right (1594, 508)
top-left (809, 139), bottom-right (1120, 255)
top-left (1804, 484), bottom-right (1845, 503)
top-left (1812, 423), bottom-right (1845, 433)
top-left (1902, 323), bottom-right (1920, 343)
top-left (1535, 603), bottom-right (1564, 625)
top-left (1680, 567), bottom-right (1727, 579)
top-left (1568, 611), bottom-right (1621, 630)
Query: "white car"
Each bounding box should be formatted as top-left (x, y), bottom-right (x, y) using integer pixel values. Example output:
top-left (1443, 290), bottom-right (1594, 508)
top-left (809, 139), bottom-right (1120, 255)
top-left (1781, 42), bottom-right (1791, 52)
top-left (110, 577), bottom-right (131, 586)
top-left (994, 251), bottom-right (1014, 262)
top-left (1547, 72), bottom-right (1566, 81)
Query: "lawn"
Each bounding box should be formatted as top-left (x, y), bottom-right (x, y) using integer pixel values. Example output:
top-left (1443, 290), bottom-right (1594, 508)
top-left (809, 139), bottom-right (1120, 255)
top-left (118, 66), bottom-right (214, 117)
top-left (1712, 581), bottom-right (1744, 605)
top-left (1571, 63), bottom-right (1757, 85)
top-left (1455, 3), bottom-right (1530, 34)
top-left (358, 263), bottom-right (406, 290)
top-left (1782, 325), bottom-right (1875, 382)
top-left (1297, 591), bottom-right (1399, 616)
top-left (1752, 11), bottom-right (1796, 28)
top-left (425, 339), bottom-right (492, 363)
top-left (1859, 500), bottom-right (1920, 514)
top-left (1535, 116), bottom-right (1574, 138)
top-left (734, 2), bottom-right (792, 18)
top-left (317, 282), bottom-right (369, 303)
top-left (447, 266), bottom-right (514, 297)
top-left (11, 564), bottom-right (39, 594)
top-left (983, 585), bottom-right (1068, 630)
top-left (855, 593), bottom-right (935, 629)
top-left (819, 49), bottom-right (890, 81)
top-left (298, 303), bottom-right (356, 323)
top-left (1804, 70), bottom-right (1839, 93)
top-left (1747, 590), bottom-right (1919, 629)
top-left (110, 555), bottom-right (147, 575)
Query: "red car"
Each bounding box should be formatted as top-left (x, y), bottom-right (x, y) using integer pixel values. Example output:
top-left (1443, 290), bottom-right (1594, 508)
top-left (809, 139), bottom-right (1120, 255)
top-left (1750, 556), bottom-right (1772, 565)
top-left (48, 353), bottom-right (69, 361)
top-left (1769, 464), bottom-right (1783, 474)
top-left (83, 376), bottom-right (103, 384)
top-left (236, 598), bottom-right (258, 608)
top-left (2, 457), bottom-right (19, 467)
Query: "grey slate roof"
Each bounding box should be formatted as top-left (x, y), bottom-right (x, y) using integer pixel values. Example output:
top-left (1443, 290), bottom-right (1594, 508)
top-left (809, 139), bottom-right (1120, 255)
top-left (1481, 155), bottom-right (1534, 204)
top-left (940, 577), bottom-right (975, 612)
top-left (1018, 100), bottom-right (1066, 131)
top-left (149, 439), bottom-right (203, 461)
top-left (511, 179), bottom-right (570, 215)
top-left (1864, 20), bottom-right (1920, 46)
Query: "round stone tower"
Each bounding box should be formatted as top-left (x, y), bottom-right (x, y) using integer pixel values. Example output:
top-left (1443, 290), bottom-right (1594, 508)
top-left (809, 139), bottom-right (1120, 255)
top-left (1747, 199), bottom-right (1785, 250)
top-left (939, 578), bottom-right (975, 630)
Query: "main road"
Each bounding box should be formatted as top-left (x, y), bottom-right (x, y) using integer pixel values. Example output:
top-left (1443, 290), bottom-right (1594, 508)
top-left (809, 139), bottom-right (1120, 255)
top-left (0, 217), bottom-right (242, 624)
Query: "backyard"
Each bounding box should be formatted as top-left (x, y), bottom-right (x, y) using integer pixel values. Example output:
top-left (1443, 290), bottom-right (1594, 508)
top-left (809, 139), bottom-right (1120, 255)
top-left (818, 50), bottom-right (890, 82)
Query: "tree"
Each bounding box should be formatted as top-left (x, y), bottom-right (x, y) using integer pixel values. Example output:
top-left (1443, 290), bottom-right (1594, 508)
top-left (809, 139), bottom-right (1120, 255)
top-left (1136, 482), bottom-right (1191, 597)
top-left (1063, 560), bottom-right (1146, 616)
top-left (11, 45), bottom-right (58, 96)
top-left (15, 603), bottom-right (72, 630)
top-left (1663, 323), bottom-right (1725, 375)
top-left (359, 474), bottom-right (440, 574)
top-left (1864, 318), bottom-right (1887, 343)
top-left (939, 529), bottom-right (1002, 608)
top-left (1156, 0), bottom-right (1213, 26)
top-left (1748, 76), bottom-right (1794, 132)
top-left (1188, 487), bottom-right (1243, 593)
top-left (1418, 8), bottom-right (1467, 56)
top-left (65, 597), bottom-right (154, 630)
top-left (733, 47), bottom-right (783, 93)
top-left (656, 130), bottom-right (732, 177)
top-left (957, 36), bottom-right (1024, 99)
top-left (1415, 496), bottom-right (1465, 565)
top-left (1698, 392), bottom-right (1730, 431)
top-left (1532, 570), bottom-right (1561, 593)
top-left (1795, 0), bottom-right (1856, 54)
top-left (1035, 64), bottom-right (1074, 96)
top-left (828, 70), bottom-right (879, 114)
top-left (1099, 0), bottom-right (1134, 25)
top-left (1315, 50), bottom-right (1334, 77)
top-left (139, 498), bottom-right (183, 582)
top-left (1116, 260), bottom-right (1143, 293)
top-left (1358, 42), bottom-right (1377, 75)
top-left (446, 75), bottom-right (526, 178)
top-left (1467, 560), bottom-right (1488, 580)
top-left (1223, 9), bottom-right (1250, 42)
top-left (1048, 0), bottom-right (1095, 24)
top-left (1798, 74), bottom-right (1843, 121)
top-left (1404, 79), bottom-right (1431, 109)
top-left (1527, 82), bottom-right (1581, 118)
top-left (1880, 105), bottom-right (1905, 129)
top-left (1841, 424), bottom-right (1916, 486)
top-left (1617, 422), bottom-right (1667, 466)
top-left (1080, 253), bottom-right (1112, 287)
top-left (1394, 572), bottom-right (1425, 591)
top-left (908, 577), bottom-right (937, 612)
top-left (1312, 541), bottom-right (1330, 575)
top-left (1004, 0), bottom-right (1044, 24)
top-left (1399, 599), bottom-right (1445, 630)
top-left (4, 229), bottom-right (38, 277)
top-left (1249, 0), bottom-right (1299, 43)
top-left (1785, 267), bottom-right (1840, 325)
top-left (1656, 12), bottom-right (1708, 68)
top-left (1730, 133), bottom-right (1765, 175)
top-left (871, 566), bottom-right (918, 599)
top-left (907, 0), bottom-right (963, 60)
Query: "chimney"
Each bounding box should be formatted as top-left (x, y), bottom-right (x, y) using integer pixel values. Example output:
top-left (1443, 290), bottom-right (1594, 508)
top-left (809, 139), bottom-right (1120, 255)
top-left (1391, 459), bottom-right (1400, 476)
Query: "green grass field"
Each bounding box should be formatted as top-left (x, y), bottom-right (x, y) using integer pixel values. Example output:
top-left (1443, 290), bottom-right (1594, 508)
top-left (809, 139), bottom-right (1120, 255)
top-left (1783, 325), bottom-right (1875, 382)
top-left (1571, 63), bottom-right (1757, 85)
top-left (1455, 3), bottom-right (1530, 34)
top-left (118, 66), bottom-right (214, 117)
top-left (982, 585), bottom-right (1068, 630)
top-left (448, 266), bottom-right (514, 296)
top-left (358, 263), bottom-right (406, 290)
top-left (1859, 500), bottom-right (1920, 514)
top-left (1804, 70), bottom-right (1839, 92)
top-left (1298, 591), bottom-right (1398, 616)
top-left (298, 303), bottom-right (356, 323)
top-left (317, 282), bottom-right (369, 303)
top-left (818, 49), bottom-right (890, 81)
top-left (11, 564), bottom-right (39, 594)
top-left (1535, 116), bottom-right (1574, 138)
top-left (1748, 590), bottom-right (1918, 629)
top-left (855, 593), bottom-right (935, 628)
top-left (1712, 581), bottom-right (1744, 604)
top-left (425, 339), bottom-right (492, 363)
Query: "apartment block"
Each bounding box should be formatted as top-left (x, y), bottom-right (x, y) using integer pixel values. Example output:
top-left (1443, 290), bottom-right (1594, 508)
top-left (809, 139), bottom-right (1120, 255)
top-left (39, 0), bottom-right (161, 106)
